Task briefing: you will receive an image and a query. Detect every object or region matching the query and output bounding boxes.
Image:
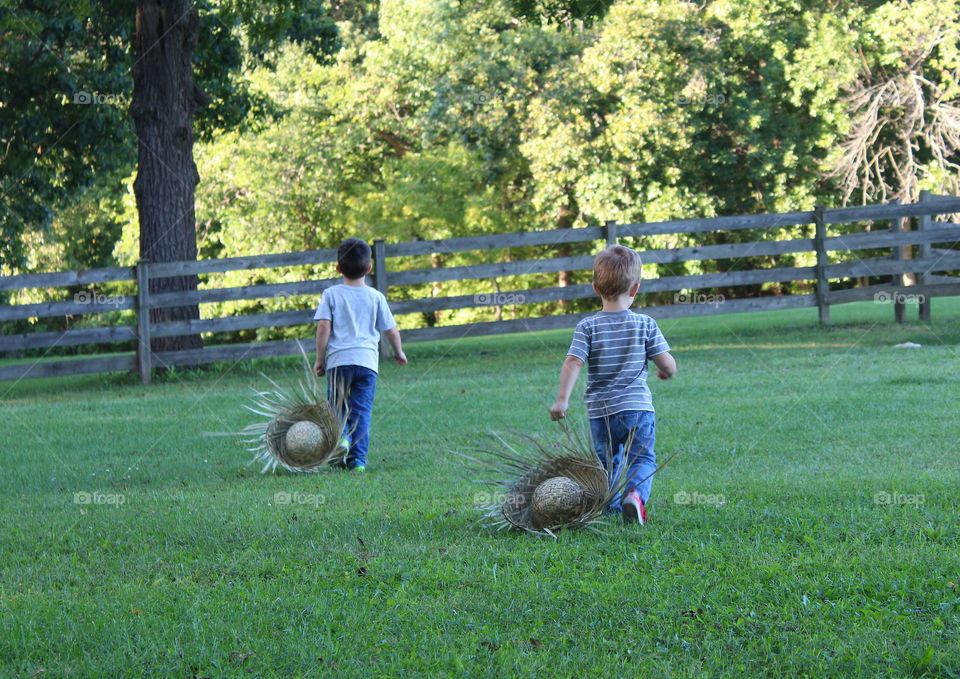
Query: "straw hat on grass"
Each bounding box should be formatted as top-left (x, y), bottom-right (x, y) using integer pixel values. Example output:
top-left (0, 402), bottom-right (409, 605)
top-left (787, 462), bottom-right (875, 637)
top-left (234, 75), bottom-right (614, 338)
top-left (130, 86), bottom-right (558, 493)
top-left (237, 344), bottom-right (352, 473)
top-left (462, 424), bottom-right (634, 537)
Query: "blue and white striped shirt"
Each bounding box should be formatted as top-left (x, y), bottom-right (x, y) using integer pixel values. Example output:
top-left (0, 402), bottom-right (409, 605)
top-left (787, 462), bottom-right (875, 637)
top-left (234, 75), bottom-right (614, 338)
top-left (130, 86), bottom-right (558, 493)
top-left (567, 310), bottom-right (670, 418)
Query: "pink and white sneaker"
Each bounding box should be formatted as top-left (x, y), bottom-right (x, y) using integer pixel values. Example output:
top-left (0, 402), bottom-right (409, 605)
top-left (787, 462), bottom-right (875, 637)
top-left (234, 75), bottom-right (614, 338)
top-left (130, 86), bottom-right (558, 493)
top-left (622, 491), bottom-right (646, 525)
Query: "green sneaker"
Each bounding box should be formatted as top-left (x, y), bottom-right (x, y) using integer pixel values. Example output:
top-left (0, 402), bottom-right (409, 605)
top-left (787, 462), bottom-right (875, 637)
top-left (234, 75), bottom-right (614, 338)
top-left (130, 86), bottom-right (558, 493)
top-left (351, 465), bottom-right (366, 473)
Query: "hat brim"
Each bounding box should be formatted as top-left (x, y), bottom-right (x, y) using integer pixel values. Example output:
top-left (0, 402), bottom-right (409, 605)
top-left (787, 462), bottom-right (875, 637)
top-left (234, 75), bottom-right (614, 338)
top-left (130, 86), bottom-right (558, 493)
top-left (233, 342), bottom-right (352, 473)
top-left (503, 457), bottom-right (608, 530)
top-left (460, 423), bottom-right (633, 537)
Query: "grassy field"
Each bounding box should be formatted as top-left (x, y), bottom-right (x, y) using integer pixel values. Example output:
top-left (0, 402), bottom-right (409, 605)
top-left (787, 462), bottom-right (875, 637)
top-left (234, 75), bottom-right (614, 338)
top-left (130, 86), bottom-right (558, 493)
top-left (2, 299), bottom-right (959, 678)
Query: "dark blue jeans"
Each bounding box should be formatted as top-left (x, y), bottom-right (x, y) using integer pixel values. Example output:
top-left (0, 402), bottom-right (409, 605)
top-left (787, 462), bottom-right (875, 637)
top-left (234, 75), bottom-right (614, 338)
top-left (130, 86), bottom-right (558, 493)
top-left (589, 410), bottom-right (657, 510)
top-left (327, 365), bottom-right (377, 469)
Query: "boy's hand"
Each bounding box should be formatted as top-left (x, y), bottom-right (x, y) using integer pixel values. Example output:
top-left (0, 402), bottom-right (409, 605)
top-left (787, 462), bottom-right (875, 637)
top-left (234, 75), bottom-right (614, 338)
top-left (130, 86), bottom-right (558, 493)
top-left (651, 351), bottom-right (676, 380)
top-left (550, 356), bottom-right (582, 421)
top-left (314, 360), bottom-right (325, 377)
top-left (548, 400), bottom-right (568, 421)
top-left (384, 328), bottom-right (406, 367)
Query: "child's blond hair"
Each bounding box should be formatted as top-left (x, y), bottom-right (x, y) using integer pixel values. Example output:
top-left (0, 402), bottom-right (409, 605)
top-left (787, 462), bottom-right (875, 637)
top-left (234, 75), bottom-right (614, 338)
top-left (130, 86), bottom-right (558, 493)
top-left (593, 245), bottom-right (642, 299)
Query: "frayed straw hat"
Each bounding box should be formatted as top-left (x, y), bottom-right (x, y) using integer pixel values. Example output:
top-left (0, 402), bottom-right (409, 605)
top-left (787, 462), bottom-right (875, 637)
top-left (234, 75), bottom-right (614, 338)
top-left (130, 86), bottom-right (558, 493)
top-left (236, 343), bottom-right (352, 473)
top-left (461, 424), bottom-right (635, 537)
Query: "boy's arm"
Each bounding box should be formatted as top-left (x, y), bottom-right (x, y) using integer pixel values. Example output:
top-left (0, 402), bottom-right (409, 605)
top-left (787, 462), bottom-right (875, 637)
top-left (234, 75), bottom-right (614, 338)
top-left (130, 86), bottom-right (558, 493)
top-left (651, 351), bottom-right (676, 380)
top-left (549, 355), bottom-right (584, 420)
top-left (314, 320), bottom-right (331, 375)
top-left (383, 327), bottom-right (408, 366)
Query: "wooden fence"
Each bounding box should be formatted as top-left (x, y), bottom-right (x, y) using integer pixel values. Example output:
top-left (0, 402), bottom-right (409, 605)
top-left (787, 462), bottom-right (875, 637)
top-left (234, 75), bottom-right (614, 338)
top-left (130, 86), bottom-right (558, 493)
top-left (2, 191), bottom-right (959, 384)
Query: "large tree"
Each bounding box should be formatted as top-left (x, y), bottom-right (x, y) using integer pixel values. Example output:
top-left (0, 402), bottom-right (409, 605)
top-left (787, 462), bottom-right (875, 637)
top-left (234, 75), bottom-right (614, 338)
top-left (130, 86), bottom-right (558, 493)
top-left (1, 1), bottom-right (336, 352)
top-left (131, 0), bottom-right (206, 355)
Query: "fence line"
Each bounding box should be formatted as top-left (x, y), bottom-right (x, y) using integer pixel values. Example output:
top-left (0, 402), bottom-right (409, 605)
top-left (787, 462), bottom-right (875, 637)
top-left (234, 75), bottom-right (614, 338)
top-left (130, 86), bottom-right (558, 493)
top-left (2, 194), bottom-right (959, 383)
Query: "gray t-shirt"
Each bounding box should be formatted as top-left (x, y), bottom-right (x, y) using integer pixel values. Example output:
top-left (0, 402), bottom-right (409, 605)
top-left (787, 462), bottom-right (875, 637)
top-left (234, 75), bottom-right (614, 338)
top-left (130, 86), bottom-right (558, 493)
top-left (567, 309), bottom-right (670, 418)
top-left (313, 284), bottom-right (396, 373)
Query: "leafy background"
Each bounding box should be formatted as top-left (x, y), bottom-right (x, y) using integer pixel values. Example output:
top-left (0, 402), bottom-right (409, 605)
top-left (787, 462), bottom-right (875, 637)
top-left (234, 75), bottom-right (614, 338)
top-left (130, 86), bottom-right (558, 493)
top-left (2, 0), bottom-right (958, 348)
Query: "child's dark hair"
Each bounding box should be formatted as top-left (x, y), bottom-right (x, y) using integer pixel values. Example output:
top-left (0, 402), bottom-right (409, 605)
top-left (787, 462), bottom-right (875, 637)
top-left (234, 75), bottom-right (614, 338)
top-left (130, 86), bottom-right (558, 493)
top-left (337, 238), bottom-right (372, 279)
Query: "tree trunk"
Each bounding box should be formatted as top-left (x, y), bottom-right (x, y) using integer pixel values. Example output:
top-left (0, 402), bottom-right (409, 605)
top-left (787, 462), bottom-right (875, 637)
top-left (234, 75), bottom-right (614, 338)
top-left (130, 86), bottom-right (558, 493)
top-left (131, 0), bottom-right (204, 363)
top-left (426, 253), bottom-right (444, 325)
top-left (556, 191), bottom-right (578, 309)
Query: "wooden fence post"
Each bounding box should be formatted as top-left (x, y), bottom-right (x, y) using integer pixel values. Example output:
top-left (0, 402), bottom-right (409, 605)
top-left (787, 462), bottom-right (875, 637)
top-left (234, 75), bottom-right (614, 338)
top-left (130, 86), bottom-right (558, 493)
top-left (813, 205), bottom-right (830, 324)
top-left (605, 220), bottom-right (618, 247)
top-left (917, 190), bottom-right (932, 322)
top-left (136, 259), bottom-right (152, 384)
top-left (888, 200), bottom-right (906, 323)
top-left (372, 238), bottom-right (390, 356)
top-left (372, 238), bottom-right (388, 291)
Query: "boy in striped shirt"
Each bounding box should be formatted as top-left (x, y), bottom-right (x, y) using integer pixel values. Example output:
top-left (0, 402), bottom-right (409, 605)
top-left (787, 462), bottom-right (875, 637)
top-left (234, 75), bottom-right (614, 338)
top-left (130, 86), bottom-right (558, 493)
top-left (549, 245), bottom-right (676, 525)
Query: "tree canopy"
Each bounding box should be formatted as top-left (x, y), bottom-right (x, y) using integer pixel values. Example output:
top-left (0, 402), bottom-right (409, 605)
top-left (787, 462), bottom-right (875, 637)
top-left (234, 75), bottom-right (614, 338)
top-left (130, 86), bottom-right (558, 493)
top-left (3, 0), bottom-right (958, 333)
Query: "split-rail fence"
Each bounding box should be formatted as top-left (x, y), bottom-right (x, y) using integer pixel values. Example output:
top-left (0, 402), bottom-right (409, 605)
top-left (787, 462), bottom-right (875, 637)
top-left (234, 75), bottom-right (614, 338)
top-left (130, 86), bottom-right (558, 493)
top-left (2, 191), bottom-right (958, 384)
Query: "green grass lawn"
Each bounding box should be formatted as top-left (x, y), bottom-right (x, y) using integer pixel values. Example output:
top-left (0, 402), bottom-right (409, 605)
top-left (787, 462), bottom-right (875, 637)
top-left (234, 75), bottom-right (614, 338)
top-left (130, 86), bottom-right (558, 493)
top-left (2, 299), bottom-right (959, 678)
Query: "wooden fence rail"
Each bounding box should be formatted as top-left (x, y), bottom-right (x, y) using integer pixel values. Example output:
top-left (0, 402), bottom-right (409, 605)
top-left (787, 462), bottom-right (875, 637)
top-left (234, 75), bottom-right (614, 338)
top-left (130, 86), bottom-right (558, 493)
top-left (2, 193), bottom-right (959, 384)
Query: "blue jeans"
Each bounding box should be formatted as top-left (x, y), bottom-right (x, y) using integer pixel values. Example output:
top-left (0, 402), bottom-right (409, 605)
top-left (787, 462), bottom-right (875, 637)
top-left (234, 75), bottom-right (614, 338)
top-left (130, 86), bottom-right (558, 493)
top-left (327, 365), bottom-right (377, 469)
top-left (589, 410), bottom-right (657, 510)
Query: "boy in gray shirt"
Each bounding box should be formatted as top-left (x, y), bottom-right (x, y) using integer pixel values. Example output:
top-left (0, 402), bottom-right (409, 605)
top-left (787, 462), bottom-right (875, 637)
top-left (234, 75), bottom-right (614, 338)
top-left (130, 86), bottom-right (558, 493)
top-left (314, 238), bottom-right (407, 471)
top-left (549, 245), bottom-right (676, 524)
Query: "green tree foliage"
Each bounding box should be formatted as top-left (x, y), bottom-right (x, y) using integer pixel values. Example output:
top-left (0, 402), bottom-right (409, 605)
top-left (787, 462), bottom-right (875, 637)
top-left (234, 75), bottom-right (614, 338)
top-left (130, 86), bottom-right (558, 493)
top-left (523, 0), bottom-right (859, 226)
top-left (0, 0), bottom-right (132, 271)
top-left (8, 0), bottom-right (959, 336)
top-left (147, 1), bottom-right (586, 333)
top-left (0, 0), bottom-right (338, 274)
top-left (828, 0), bottom-right (960, 204)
